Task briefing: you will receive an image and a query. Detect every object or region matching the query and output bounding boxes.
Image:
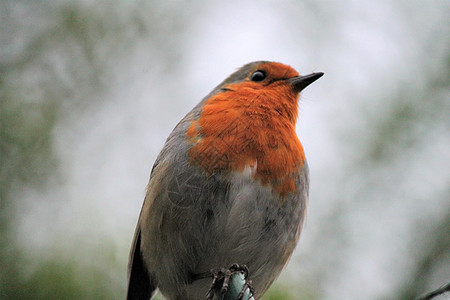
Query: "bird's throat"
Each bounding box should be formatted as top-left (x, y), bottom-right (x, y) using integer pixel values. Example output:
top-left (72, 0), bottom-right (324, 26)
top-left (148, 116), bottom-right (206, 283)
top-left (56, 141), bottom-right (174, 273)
top-left (186, 88), bottom-right (305, 196)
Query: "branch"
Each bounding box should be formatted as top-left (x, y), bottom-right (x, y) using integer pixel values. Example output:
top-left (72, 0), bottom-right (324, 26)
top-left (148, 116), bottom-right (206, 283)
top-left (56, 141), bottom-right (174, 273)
top-left (224, 272), bottom-right (254, 300)
top-left (415, 281), bottom-right (450, 300)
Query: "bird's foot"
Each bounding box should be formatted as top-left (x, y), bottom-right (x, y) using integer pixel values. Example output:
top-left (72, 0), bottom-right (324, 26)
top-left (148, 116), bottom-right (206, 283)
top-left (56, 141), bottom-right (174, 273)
top-left (205, 263), bottom-right (254, 300)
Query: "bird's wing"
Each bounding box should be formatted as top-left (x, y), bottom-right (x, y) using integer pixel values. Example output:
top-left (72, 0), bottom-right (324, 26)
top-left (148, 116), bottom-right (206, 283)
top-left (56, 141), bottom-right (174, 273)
top-left (126, 222), bottom-right (157, 300)
top-left (126, 110), bottom-right (206, 299)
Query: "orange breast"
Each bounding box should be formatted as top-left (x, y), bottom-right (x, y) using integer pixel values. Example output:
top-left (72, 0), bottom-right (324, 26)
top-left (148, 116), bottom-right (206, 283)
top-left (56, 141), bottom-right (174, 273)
top-left (186, 82), bottom-right (305, 196)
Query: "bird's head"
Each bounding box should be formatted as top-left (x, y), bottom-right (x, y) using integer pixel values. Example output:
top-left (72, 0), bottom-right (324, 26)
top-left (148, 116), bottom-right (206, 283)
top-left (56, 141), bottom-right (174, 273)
top-left (210, 61), bottom-right (323, 124)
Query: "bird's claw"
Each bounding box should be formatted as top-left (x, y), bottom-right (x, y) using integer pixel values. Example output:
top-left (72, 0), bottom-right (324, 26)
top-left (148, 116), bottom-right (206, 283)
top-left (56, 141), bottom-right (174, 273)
top-left (237, 279), bottom-right (254, 299)
top-left (205, 263), bottom-right (253, 300)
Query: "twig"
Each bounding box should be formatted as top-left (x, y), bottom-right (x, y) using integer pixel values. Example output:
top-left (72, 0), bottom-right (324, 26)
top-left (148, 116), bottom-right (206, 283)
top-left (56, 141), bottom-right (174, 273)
top-left (415, 281), bottom-right (450, 300)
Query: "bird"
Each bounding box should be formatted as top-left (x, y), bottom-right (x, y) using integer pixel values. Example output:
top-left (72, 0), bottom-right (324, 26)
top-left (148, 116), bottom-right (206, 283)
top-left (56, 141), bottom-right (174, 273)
top-left (127, 61), bottom-right (323, 300)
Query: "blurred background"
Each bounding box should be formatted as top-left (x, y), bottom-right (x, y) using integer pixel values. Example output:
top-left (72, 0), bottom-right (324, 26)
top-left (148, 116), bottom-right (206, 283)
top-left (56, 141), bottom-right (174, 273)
top-left (1, 0), bottom-right (449, 299)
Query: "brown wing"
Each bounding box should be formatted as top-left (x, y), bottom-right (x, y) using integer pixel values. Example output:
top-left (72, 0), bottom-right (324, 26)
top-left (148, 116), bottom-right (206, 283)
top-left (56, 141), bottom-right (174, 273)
top-left (126, 224), bottom-right (157, 300)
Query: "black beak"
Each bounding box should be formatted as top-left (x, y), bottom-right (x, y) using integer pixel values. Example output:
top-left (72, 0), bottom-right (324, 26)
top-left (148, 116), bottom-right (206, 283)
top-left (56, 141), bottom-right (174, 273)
top-left (288, 72), bottom-right (324, 93)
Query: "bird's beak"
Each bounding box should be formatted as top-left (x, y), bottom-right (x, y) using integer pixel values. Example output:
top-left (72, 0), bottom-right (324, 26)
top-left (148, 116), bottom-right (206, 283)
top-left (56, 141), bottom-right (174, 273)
top-left (288, 72), bottom-right (324, 93)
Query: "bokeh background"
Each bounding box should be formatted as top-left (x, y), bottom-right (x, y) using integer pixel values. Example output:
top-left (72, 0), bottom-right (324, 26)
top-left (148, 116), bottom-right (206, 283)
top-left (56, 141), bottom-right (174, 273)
top-left (1, 1), bottom-right (449, 299)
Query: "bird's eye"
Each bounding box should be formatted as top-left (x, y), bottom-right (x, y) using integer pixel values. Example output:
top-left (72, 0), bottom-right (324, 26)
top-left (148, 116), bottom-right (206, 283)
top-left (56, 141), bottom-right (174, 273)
top-left (250, 70), bottom-right (266, 82)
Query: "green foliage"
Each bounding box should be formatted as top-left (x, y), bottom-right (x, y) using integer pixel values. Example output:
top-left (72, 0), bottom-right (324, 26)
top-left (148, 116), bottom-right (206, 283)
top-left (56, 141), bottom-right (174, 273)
top-left (0, 46), bottom-right (59, 300)
top-left (263, 285), bottom-right (296, 300)
top-left (263, 283), bottom-right (320, 300)
top-left (1, 257), bottom-right (123, 300)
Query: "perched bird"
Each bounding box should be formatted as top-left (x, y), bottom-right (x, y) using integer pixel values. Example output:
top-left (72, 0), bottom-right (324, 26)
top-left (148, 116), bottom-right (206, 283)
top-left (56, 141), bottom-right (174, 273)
top-left (127, 61), bottom-right (323, 300)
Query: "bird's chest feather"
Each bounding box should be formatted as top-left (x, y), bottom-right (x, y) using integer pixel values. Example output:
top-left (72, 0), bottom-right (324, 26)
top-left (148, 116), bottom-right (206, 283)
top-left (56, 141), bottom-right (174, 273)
top-left (186, 88), bottom-right (306, 196)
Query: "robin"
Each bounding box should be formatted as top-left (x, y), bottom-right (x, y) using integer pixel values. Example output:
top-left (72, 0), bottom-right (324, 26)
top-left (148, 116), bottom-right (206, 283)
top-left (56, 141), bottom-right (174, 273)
top-left (127, 61), bottom-right (323, 299)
